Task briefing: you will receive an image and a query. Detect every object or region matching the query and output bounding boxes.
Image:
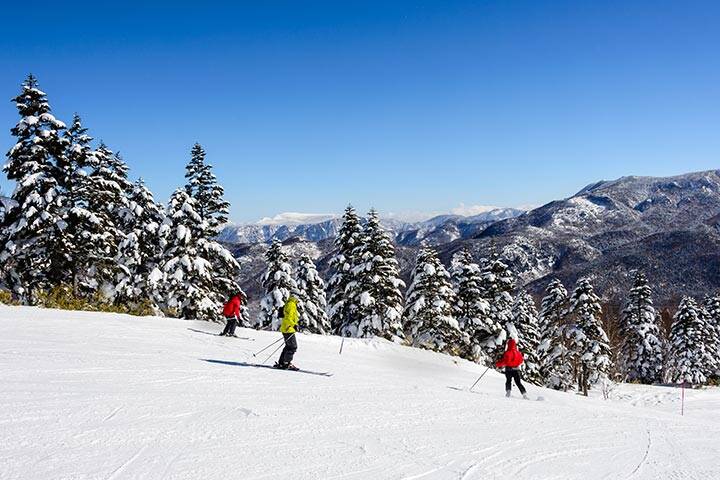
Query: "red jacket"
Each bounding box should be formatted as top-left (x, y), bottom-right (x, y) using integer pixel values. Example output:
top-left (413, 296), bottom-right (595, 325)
top-left (496, 339), bottom-right (524, 368)
top-left (223, 295), bottom-right (242, 318)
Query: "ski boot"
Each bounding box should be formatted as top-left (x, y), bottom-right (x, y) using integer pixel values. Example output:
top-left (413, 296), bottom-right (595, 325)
top-left (505, 390), bottom-right (511, 398)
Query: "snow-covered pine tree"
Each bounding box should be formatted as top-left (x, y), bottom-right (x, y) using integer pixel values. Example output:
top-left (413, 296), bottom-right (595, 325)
top-left (296, 254), bottom-right (331, 334)
top-left (403, 247), bottom-right (466, 355)
top-left (258, 239), bottom-right (298, 330)
top-left (618, 271), bottom-right (664, 384)
top-left (666, 297), bottom-right (712, 385)
top-left (182, 143), bottom-right (240, 304)
top-left (703, 295), bottom-right (720, 380)
top-left (342, 209), bottom-right (405, 341)
top-left (184, 143), bottom-right (229, 235)
top-left (160, 189), bottom-right (219, 321)
top-left (538, 279), bottom-right (573, 390)
top-left (476, 248), bottom-right (513, 361)
top-left (115, 179), bottom-right (167, 309)
top-left (450, 249), bottom-right (490, 361)
top-left (510, 292), bottom-right (543, 385)
top-left (566, 277), bottom-right (612, 395)
top-left (59, 114), bottom-right (95, 292)
top-left (78, 143), bottom-right (130, 297)
top-left (328, 205), bottom-right (363, 333)
top-left (0, 75), bottom-right (69, 301)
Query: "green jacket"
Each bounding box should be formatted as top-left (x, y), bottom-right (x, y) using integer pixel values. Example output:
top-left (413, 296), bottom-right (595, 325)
top-left (280, 297), bottom-right (299, 333)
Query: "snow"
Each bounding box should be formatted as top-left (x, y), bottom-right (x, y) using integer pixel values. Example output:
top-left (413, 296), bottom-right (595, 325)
top-left (256, 212), bottom-right (338, 226)
top-left (1, 306), bottom-right (719, 479)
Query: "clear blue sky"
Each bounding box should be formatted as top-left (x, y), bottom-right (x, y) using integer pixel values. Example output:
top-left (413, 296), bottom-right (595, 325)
top-left (2, 0), bottom-right (719, 222)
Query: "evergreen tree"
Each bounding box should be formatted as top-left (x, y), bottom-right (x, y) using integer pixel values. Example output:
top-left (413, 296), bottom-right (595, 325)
top-left (296, 254), bottom-right (330, 334)
top-left (183, 143), bottom-right (240, 303)
top-left (328, 205), bottom-right (363, 333)
top-left (619, 271), bottom-right (664, 384)
top-left (451, 249), bottom-right (490, 360)
top-left (403, 247), bottom-right (466, 355)
top-left (160, 189), bottom-right (219, 320)
top-left (60, 114), bottom-right (95, 292)
top-left (0, 75), bottom-right (69, 301)
top-left (184, 143), bottom-right (229, 235)
top-left (567, 277), bottom-right (612, 395)
top-left (79, 143), bottom-right (129, 296)
top-left (666, 297), bottom-right (712, 384)
top-left (342, 209), bottom-right (405, 341)
top-left (703, 295), bottom-right (720, 379)
top-left (510, 292), bottom-right (543, 385)
top-left (538, 279), bottom-right (573, 390)
top-left (476, 249), bottom-right (513, 361)
top-left (115, 179), bottom-right (167, 309)
top-left (258, 240), bottom-right (298, 330)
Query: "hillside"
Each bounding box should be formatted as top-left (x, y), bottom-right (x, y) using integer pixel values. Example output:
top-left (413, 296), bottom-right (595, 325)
top-left (2, 306), bottom-right (719, 479)
top-left (441, 169), bottom-right (720, 306)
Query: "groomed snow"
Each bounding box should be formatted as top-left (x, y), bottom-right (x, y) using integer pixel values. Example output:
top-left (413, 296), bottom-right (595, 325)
top-left (1, 306), bottom-right (719, 479)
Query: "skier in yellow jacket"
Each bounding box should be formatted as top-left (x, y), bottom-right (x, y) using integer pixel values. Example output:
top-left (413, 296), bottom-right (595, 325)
top-left (275, 297), bottom-right (299, 370)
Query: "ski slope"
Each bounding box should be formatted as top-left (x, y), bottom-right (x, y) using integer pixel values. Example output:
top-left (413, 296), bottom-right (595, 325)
top-left (1, 306), bottom-right (719, 480)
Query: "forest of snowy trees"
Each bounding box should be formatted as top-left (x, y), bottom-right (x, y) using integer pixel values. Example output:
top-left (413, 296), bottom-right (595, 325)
top-left (2, 76), bottom-right (719, 393)
top-left (0, 75), bottom-right (242, 320)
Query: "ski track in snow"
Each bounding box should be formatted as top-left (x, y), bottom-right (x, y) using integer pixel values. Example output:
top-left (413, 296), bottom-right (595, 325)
top-left (1, 305), bottom-right (719, 480)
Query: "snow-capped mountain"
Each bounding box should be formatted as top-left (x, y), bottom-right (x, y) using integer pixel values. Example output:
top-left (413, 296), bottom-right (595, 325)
top-left (438, 169), bottom-right (720, 307)
top-left (233, 169), bottom-right (720, 312)
top-left (218, 208), bottom-right (525, 245)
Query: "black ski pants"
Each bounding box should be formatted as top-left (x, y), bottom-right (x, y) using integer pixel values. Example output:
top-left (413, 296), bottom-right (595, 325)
top-left (221, 316), bottom-right (237, 336)
top-left (505, 368), bottom-right (527, 395)
top-left (279, 333), bottom-right (297, 365)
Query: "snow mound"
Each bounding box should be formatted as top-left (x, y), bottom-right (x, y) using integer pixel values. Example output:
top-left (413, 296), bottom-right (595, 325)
top-left (1, 306), bottom-right (718, 479)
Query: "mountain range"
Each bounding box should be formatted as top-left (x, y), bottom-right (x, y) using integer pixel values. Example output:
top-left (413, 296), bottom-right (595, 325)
top-left (228, 169), bottom-right (720, 314)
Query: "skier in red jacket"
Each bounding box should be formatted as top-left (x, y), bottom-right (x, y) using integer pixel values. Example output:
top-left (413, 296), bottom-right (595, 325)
top-left (220, 293), bottom-right (244, 337)
top-left (496, 338), bottom-right (529, 399)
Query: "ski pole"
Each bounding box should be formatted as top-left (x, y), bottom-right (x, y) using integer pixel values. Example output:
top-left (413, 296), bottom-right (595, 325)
top-left (339, 337), bottom-right (345, 355)
top-left (262, 342), bottom-right (286, 365)
top-left (470, 367), bottom-right (492, 391)
top-left (252, 337), bottom-right (284, 357)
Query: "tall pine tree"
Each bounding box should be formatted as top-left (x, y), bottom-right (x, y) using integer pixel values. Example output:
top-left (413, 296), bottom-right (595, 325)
top-left (619, 271), bottom-right (664, 384)
top-left (1, 75), bottom-right (69, 301)
top-left (160, 189), bottom-right (218, 320)
top-left (183, 143), bottom-right (240, 303)
top-left (328, 206), bottom-right (363, 333)
top-left (343, 209), bottom-right (405, 341)
top-left (403, 247), bottom-right (466, 355)
top-left (258, 240), bottom-right (298, 330)
top-left (703, 295), bottom-right (720, 380)
top-left (667, 297), bottom-right (712, 385)
top-left (538, 279), bottom-right (573, 390)
top-left (115, 179), bottom-right (166, 309)
top-left (296, 254), bottom-right (330, 334)
top-left (567, 277), bottom-right (612, 395)
top-left (510, 292), bottom-right (543, 385)
top-left (451, 249), bottom-right (490, 361)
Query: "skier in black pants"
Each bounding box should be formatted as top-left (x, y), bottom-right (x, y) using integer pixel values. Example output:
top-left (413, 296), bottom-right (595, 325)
top-left (496, 339), bottom-right (529, 399)
top-left (275, 297), bottom-right (299, 370)
top-left (220, 293), bottom-right (243, 337)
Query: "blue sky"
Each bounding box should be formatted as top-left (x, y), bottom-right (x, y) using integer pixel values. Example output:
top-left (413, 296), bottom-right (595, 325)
top-left (2, 0), bottom-right (719, 222)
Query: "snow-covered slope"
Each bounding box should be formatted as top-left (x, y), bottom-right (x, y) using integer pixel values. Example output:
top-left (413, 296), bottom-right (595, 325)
top-left (2, 306), bottom-right (718, 479)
